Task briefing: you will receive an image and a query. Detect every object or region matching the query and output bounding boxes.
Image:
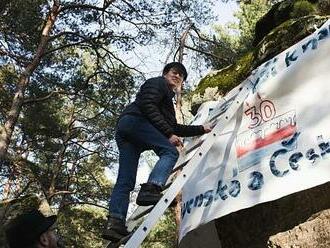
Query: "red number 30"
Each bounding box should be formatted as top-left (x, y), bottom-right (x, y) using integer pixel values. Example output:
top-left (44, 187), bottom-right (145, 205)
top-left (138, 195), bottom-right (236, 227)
top-left (245, 100), bottom-right (276, 129)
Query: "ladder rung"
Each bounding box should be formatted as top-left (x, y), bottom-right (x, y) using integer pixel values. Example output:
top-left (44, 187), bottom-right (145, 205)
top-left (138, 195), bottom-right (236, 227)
top-left (209, 109), bottom-right (226, 123)
top-left (184, 140), bottom-right (203, 155)
top-left (170, 160), bottom-right (189, 174)
top-left (208, 95), bottom-right (238, 123)
top-left (130, 206), bottom-right (153, 221)
top-left (127, 179), bottom-right (178, 227)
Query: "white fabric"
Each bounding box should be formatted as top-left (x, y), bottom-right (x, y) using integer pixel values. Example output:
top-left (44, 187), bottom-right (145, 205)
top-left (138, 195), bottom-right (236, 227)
top-left (180, 19), bottom-right (330, 241)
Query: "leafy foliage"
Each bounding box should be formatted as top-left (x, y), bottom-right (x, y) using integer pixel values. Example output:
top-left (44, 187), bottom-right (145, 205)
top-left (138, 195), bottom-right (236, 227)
top-left (291, 0), bottom-right (316, 18)
top-left (57, 205), bottom-right (107, 248)
top-left (204, 0), bottom-right (272, 69)
top-left (0, 0), bottom-right (215, 246)
top-left (142, 210), bottom-right (177, 248)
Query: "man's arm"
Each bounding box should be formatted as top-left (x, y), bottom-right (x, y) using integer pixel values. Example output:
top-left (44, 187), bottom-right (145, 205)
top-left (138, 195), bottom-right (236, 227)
top-left (174, 123), bottom-right (212, 137)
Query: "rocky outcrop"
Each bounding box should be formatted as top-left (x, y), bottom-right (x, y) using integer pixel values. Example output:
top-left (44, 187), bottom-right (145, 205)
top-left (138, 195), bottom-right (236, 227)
top-left (215, 183), bottom-right (330, 248)
top-left (190, 0), bottom-right (330, 113)
top-left (268, 209), bottom-right (330, 248)
top-left (189, 0), bottom-right (330, 247)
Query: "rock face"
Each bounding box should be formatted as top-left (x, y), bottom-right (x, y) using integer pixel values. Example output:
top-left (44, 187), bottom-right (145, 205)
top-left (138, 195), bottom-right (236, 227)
top-left (215, 183), bottom-right (330, 248)
top-left (268, 209), bottom-right (330, 248)
top-left (190, 1), bottom-right (330, 113)
top-left (189, 1), bottom-right (330, 247)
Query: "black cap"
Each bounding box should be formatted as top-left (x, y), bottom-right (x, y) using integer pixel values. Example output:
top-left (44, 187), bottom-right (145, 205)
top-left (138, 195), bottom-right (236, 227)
top-left (5, 209), bottom-right (57, 248)
top-left (162, 62), bottom-right (188, 80)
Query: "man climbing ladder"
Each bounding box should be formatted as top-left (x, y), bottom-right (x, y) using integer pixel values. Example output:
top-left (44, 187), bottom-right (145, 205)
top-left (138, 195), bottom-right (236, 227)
top-left (102, 62), bottom-right (212, 242)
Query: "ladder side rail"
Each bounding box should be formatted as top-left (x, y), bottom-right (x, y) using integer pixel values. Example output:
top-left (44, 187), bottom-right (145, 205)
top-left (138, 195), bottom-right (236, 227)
top-left (124, 81), bottom-right (252, 248)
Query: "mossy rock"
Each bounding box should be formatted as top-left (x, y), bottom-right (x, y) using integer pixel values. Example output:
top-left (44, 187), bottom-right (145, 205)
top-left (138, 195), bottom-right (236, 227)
top-left (190, 1), bottom-right (330, 113)
top-left (253, 15), bottom-right (330, 68)
top-left (189, 52), bottom-right (254, 114)
top-left (291, 0), bottom-right (317, 18)
top-left (253, 0), bottom-right (329, 46)
top-left (319, 0), bottom-right (330, 14)
top-left (254, 0), bottom-right (294, 46)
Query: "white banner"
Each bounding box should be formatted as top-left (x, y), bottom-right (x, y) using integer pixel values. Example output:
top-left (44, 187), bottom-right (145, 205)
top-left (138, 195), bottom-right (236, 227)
top-left (180, 19), bottom-right (330, 241)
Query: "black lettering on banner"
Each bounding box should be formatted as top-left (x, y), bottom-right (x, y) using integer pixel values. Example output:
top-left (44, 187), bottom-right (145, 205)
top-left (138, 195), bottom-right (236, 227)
top-left (229, 180), bottom-right (241, 196)
top-left (203, 190), bottom-right (214, 207)
top-left (305, 148), bottom-right (320, 165)
top-left (215, 180), bottom-right (228, 200)
top-left (285, 23), bottom-right (330, 67)
top-left (248, 171), bottom-right (264, 190)
top-left (318, 135), bottom-right (330, 157)
top-left (302, 38), bottom-right (318, 53)
top-left (252, 58), bottom-right (278, 93)
top-left (317, 27), bottom-right (329, 41)
top-left (181, 199), bottom-right (194, 219)
top-left (281, 132), bottom-right (300, 149)
top-left (289, 152), bottom-right (303, 170)
top-left (194, 194), bottom-right (204, 207)
top-left (285, 50), bottom-right (298, 67)
top-left (269, 148), bottom-right (290, 177)
top-left (181, 130), bottom-right (330, 219)
top-left (252, 77), bottom-right (260, 93)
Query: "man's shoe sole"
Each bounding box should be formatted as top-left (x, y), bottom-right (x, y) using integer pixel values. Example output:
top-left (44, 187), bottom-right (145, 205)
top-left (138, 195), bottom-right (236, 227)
top-left (136, 198), bottom-right (177, 207)
top-left (102, 229), bottom-right (127, 242)
top-left (136, 199), bottom-right (158, 206)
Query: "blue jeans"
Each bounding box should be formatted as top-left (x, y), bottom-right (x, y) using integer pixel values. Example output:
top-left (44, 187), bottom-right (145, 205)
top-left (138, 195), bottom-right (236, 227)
top-left (109, 115), bottom-right (179, 220)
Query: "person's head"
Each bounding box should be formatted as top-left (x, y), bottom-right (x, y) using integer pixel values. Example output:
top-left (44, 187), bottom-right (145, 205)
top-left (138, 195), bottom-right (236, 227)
top-left (162, 62), bottom-right (187, 90)
top-left (5, 209), bottom-right (58, 248)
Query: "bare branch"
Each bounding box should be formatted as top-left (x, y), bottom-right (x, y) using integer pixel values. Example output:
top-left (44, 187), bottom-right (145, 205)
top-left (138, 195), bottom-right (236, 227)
top-left (184, 45), bottom-right (231, 64)
top-left (49, 190), bottom-right (76, 200)
top-left (59, 0), bottom-right (116, 14)
top-left (62, 201), bottom-right (108, 210)
top-left (100, 46), bottom-right (143, 74)
top-left (23, 90), bottom-right (60, 104)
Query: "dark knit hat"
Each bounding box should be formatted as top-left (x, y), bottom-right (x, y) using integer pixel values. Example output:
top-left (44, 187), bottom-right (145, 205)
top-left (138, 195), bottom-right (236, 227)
top-left (5, 209), bottom-right (57, 248)
top-left (163, 62), bottom-right (188, 80)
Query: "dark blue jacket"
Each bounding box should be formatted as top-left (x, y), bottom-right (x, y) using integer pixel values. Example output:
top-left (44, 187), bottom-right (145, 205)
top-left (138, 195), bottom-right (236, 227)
top-left (121, 76), bottom-right (205, 138)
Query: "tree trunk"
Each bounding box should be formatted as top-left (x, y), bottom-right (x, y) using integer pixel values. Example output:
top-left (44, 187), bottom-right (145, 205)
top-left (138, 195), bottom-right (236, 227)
top-left (175, 22), bottom-right (193, 123)
top-left (0, 1), bottom-right (60, 160)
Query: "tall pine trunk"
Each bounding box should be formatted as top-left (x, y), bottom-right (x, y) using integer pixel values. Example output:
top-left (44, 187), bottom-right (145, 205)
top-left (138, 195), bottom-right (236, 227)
top-left (0, 1), bottom-right (60, 160)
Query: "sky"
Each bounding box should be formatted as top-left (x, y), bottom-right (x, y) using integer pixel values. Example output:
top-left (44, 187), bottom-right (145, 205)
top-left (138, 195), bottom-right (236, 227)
top-left (119, 1), bottom-right (239, 87)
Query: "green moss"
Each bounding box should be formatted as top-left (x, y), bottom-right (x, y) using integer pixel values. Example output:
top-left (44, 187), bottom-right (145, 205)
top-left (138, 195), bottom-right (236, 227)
top-left (254, 15), bottom-right (330, 67)
top-left (291, 0), bottom-right (316, 18)
top-left (194, 52), bottom-right (254, 96)
top-left (191, 2), bottom-right (330, 111)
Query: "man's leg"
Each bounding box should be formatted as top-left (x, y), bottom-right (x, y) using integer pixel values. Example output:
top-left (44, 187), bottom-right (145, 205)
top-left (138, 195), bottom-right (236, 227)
top-left (103, 116), bottom-right (141, 241)
top-left (109, 141), bottom-right (140, 220)
top-left (130, 117), bottom-right (179, 205)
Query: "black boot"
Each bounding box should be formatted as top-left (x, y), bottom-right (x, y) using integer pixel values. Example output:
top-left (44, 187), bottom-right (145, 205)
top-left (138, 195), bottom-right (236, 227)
top-left (102, 216), bottom-right (130, 242)
top-left (136, 183), bottom-right (163, 206)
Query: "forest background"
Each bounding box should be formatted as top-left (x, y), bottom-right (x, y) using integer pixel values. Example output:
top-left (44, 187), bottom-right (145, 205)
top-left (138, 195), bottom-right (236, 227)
top-left (0, 0), bottom-right (277, 247)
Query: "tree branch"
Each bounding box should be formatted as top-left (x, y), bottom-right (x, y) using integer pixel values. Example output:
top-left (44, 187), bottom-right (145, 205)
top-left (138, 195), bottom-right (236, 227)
top-left (62, 201), bottom-right (108, 210)
top-left (59, 0), bottom-right (116, 14)
top-left (184, 44), bottom-right (231, 64)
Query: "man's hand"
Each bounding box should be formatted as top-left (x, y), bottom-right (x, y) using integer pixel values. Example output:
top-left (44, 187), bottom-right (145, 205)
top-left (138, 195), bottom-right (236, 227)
top-left (169, 134), bottom-right (183, 147)
top-left (203, 123), bottom-right (213, 133)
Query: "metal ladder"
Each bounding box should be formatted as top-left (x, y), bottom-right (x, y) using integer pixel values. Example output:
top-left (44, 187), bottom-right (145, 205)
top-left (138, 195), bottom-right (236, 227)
top-left (122, 78), bottom-right (254, 248)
